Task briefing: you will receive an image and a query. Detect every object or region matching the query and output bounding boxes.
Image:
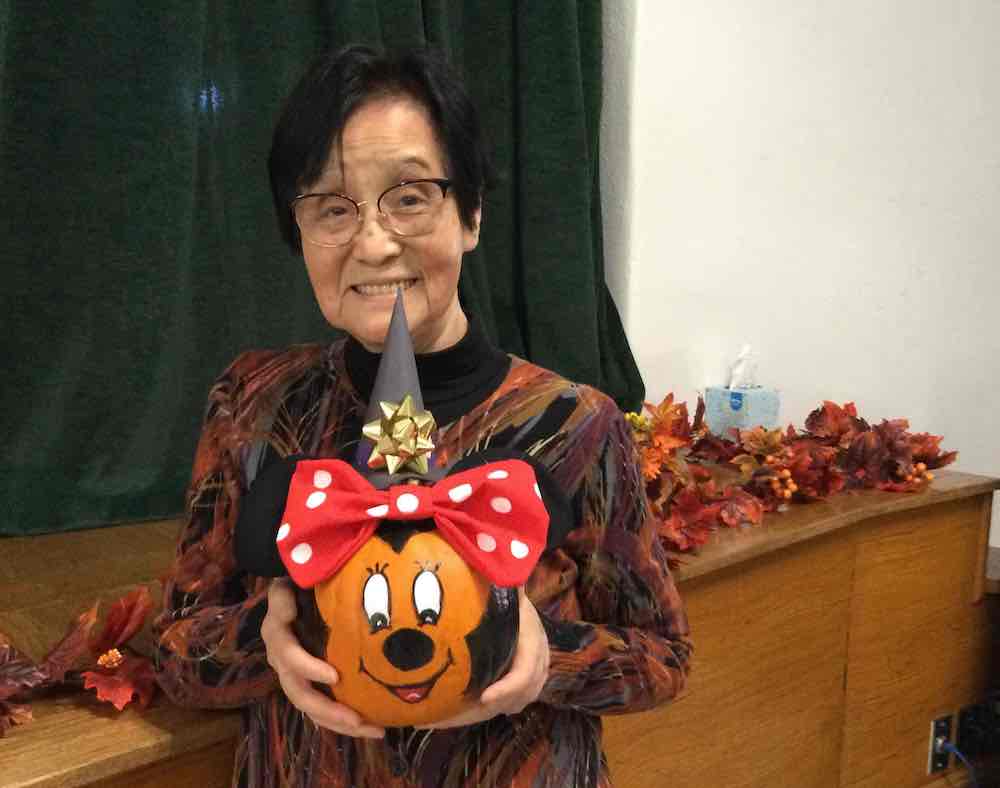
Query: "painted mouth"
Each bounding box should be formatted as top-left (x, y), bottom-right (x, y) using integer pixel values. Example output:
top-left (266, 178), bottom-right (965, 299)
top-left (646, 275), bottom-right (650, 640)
top-left (360, 649), bottom-right (453, 704)
top-left (352, 278), bottom-right (418, 297)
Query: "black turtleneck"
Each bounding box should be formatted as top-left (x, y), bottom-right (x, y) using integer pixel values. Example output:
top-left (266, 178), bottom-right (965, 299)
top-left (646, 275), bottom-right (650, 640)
top-left (343, 317), bottom-right (511, 427)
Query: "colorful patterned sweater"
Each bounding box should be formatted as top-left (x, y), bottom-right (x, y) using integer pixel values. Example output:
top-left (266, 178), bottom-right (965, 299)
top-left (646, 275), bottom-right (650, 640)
top-left (154, 326), bottom-right (692, 787)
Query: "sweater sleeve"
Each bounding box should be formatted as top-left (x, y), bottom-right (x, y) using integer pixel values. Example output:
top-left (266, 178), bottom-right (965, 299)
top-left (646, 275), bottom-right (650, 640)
top-left (535, 395), bottom-right (693, 715)
top-left (153, 350), bottom-right (306, 709)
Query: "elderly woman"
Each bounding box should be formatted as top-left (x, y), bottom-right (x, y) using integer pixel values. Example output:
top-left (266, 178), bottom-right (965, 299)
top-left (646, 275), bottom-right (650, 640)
top-left (154, 45), bottom-right (692, 787)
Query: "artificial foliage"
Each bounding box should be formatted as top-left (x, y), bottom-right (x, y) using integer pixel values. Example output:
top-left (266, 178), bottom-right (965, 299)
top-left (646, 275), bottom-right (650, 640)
top-left (0, 587), bottom-right (156, 734)
top-left (627, 396), bottom-right (958, 560)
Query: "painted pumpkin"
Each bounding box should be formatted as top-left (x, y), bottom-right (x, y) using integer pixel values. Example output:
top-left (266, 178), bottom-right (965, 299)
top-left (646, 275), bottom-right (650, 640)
top-left (297, 520), bottom-right (518, 727)
top-left (276, 457), bottom-right (550, 727)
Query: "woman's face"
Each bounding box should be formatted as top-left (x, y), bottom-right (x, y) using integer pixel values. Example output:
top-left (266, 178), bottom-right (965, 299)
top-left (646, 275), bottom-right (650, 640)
top-left (298, 97), bottom-right (480, 353)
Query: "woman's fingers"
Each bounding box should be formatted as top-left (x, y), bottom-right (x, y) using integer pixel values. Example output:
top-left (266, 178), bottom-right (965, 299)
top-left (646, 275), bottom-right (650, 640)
top-left (263, 580), bottom-right (338, 684)
top-left (262, 579), bottom-right (383, 737)
top-left (265, 578), bottom-right (298, 621)
top-left (276, 634), bottom-right (340, 685)
top-left (282, 672), bottom-right (384, 738)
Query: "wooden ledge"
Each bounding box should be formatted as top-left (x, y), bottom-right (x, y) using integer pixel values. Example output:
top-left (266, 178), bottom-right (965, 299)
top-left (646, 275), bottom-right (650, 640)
top-left (0, 518), bottom-right (240, 788)
top-left (1, 692), bottom-right (239, 788)
top-left (674, 470), bottom-right (1000, 582)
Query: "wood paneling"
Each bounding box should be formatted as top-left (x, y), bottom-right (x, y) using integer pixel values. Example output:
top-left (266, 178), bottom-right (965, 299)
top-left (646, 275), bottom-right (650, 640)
top-left (605, 488), bottom-right (999, 788)
top-left (842, 498), bottom-right (998, 788)
top-left (0, 692), bottom-right (238, 788)
top-left (605, 532), bottom-right (853, 788)
top-left (91, 741), bottom-right (236, 788)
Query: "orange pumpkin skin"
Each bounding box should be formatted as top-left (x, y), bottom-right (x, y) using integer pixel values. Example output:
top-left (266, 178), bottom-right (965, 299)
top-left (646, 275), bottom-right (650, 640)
top-left (312, 526), bottom-right (517, 727)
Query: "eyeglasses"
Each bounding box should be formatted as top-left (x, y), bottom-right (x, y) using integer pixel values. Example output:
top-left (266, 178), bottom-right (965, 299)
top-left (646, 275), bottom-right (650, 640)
top-left (291, 178), bottom-right (453, 248)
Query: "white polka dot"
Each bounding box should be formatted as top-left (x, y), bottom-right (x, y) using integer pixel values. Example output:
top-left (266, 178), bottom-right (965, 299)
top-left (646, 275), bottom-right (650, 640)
top-left (313, 470), bottom-right (332, 489)
top-left (291, 543), bottom-right (313, 564)
top-left (276, 523), bottom-right (290, 542)
top-left (487, 469), bottom-right (509, 480)
top-left (511, 540), bottom-right (530, 559)
top-left (396, 493), bottom-right (419, 513)
top-left (534, 483), bottom-right (541, 498)
top-left (490, 497), bottom-right (512, 514)
top-left (476, 533), bottom-right (497, 552)
top-left (448, 483), bottom-right (472, 503)
top-left (306, 491), bottom-right (327, 509)
top-left (366, 504), bottom-right (389, 518)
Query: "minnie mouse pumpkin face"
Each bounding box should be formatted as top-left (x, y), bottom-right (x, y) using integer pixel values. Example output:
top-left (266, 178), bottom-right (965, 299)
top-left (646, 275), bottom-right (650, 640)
top-left (275, 457), bottom-right (550, 727)
top-left (309, 521), bottom-right (518, 727)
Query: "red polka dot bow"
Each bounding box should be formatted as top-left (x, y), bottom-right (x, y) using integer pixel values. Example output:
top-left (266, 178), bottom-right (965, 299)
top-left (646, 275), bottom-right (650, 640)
top-left (276, 459), bottom-right (550, 589)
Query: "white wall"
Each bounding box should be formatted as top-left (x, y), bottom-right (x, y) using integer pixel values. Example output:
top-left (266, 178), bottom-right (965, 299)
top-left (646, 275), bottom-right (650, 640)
top-left (602, 1), bottom-right (1000, 544)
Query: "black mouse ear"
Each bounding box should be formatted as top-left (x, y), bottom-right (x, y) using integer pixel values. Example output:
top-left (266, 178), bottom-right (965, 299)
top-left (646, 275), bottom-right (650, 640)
top-left (234, 453), bottom-right (305, 577)
top-left (445, 448), bottom-right (574, 552)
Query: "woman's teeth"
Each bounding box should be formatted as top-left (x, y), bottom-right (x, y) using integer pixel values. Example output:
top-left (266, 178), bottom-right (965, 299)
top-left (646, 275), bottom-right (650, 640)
top-left (353, 279), bottom-right (417, 296)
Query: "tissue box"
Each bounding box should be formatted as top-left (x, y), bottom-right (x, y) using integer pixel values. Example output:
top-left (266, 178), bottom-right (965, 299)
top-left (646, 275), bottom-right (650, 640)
top-left (704, 386), bottom-right (780, 437)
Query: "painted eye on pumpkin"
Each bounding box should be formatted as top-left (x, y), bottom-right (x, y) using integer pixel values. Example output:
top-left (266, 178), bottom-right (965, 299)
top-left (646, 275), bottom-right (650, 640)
top-left (412, 569), bottom-right (442, 626)
top-left (363, 572), bottom-right (391, 633)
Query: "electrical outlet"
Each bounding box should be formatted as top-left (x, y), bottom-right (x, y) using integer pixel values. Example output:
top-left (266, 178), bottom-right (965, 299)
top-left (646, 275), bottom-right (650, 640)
top-left (928, 714), bottom-right (952, 774)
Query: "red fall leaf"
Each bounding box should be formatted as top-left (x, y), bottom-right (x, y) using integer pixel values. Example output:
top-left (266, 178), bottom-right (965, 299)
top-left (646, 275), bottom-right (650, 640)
top-left (842, 431), bottom-right (889, 486)
top-left (804, 401), bottom-right (869, 447)
top-left (689, 432), bottom-right (742, 464)
top-left (89, 587), bottom-right (153, 657)
top-left (82, 654), bottom-right (157, 712)
top-left (0, 641), bottom-right (49, 702)
top-left (659, 511), bottom-right (713, 552)
top-left (784, 441), bottom-right (846, 499)
top-left (718, 487), bottom-right (765, 527)
top-left (909, 432), bottom-right (959, 469)
top-left (39, 602), bottom-right (99, 683)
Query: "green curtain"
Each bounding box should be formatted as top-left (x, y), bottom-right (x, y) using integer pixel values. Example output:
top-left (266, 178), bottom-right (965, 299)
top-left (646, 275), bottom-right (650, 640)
top-left (1, 0), bottom-right (643, 536)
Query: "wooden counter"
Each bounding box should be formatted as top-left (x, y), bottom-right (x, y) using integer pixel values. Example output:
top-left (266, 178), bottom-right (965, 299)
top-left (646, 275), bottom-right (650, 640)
top-left (606, 471), bottom-right (1000, 788)
top-left (1, 471), bottom-right (997, 787)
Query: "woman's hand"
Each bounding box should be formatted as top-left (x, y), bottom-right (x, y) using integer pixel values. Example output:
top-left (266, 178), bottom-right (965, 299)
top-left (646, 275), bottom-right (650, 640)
top-left (262, 578), bottom-right (385, 739)
top-left (418, 587), bottom-right (550, 730)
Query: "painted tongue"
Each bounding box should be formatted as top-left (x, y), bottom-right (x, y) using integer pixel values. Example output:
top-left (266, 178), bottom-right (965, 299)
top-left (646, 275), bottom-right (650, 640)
top-left (392, 682), bottom-right (433, 703)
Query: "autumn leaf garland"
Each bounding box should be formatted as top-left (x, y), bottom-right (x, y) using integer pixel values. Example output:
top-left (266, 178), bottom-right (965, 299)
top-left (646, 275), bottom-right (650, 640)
top-left (0, 587), bottom-right (156, 735)
top-left (628, 397), bottom-right (958, 560)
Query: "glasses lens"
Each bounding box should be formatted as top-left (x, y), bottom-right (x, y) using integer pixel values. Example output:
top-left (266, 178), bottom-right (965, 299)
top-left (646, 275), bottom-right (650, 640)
top-left (380, 181), bottom-right (445, 236)
top-left (294, 195), bottom-right (358, 246)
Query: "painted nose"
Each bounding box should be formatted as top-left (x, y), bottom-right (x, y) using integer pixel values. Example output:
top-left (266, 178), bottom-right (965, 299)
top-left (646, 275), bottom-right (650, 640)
top-left (382, 628), bottom-right (435, 671)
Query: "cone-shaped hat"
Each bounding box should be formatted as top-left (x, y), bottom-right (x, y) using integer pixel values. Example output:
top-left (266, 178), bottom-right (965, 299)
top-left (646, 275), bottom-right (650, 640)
top-left (353, 290), bottom-right (445, 488)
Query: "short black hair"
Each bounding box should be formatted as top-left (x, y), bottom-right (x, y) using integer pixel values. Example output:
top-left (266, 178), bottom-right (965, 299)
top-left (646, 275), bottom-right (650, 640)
top-left (268, 44), bottom-right (495, 253)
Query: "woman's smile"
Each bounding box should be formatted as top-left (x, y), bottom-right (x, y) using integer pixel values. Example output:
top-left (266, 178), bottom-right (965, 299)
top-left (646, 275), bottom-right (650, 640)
top-left (351, 278), bottom-right (419, 297)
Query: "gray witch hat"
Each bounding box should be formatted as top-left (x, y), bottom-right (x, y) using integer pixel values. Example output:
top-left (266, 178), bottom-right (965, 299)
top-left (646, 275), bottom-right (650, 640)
top-left (352, 290), bottom-right (447, 489)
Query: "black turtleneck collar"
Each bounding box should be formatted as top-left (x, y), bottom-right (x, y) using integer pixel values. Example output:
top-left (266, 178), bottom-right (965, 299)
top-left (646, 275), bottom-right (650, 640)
top-left (343, 318), bottom-right (511, 426)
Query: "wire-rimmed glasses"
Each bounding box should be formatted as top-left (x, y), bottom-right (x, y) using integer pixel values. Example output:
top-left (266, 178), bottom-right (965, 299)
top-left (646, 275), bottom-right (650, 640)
top-left (291, 178), bottom-right (453, 248)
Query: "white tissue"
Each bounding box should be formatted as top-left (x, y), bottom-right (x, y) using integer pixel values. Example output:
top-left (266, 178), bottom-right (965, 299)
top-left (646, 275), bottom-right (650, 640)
top-left (728, 344), bottom-right (758, 389)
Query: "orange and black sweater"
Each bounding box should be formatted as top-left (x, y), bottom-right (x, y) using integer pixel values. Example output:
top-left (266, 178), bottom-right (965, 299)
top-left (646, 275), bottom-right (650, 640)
top-left (154, 321), bottom-right (692, 787)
